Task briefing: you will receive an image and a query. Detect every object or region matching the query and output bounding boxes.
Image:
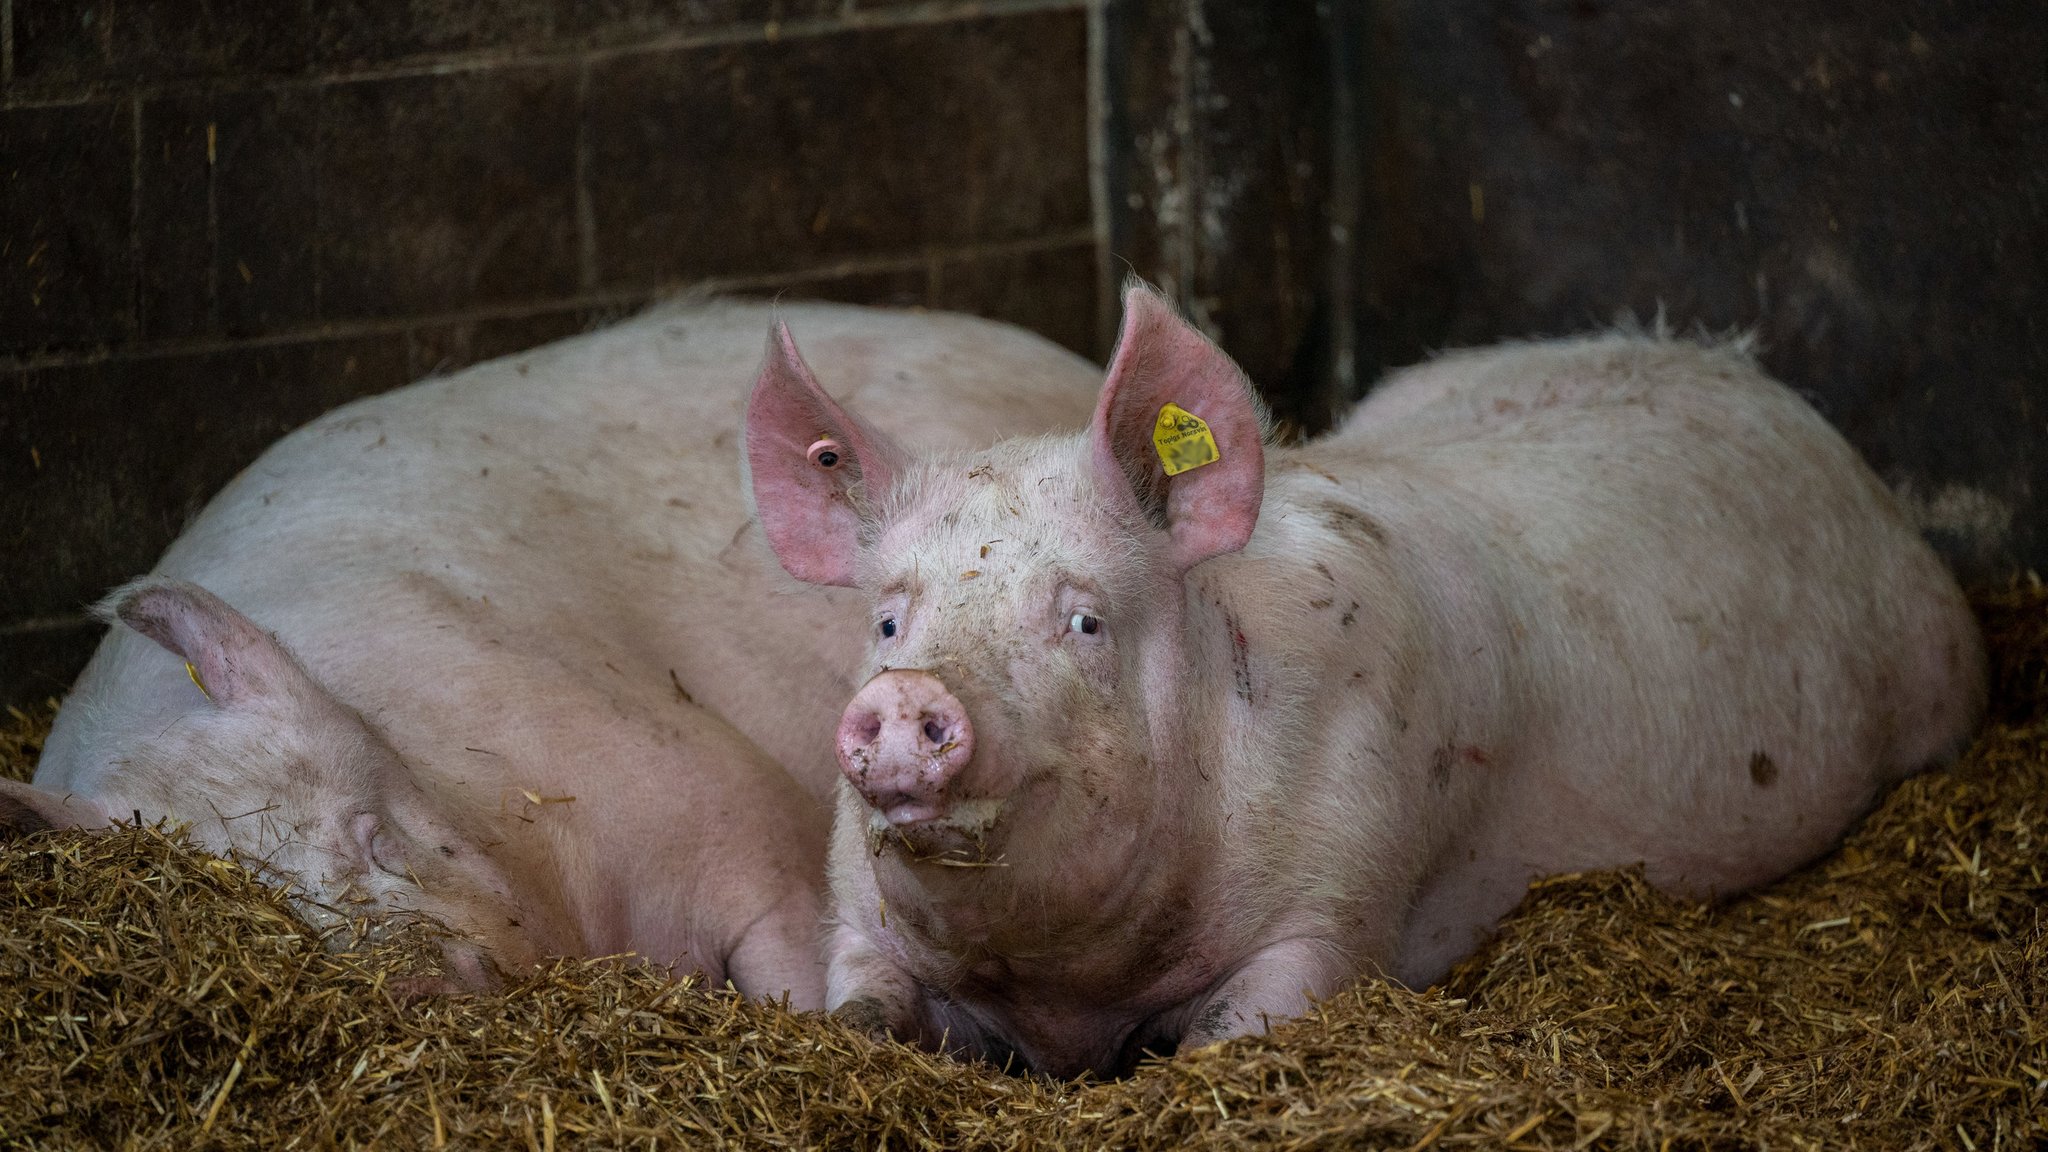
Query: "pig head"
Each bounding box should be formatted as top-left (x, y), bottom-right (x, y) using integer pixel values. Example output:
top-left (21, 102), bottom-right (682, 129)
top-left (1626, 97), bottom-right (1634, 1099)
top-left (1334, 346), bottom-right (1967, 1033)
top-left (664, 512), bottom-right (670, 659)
top-left (2, 578), bottom-right (548, 990)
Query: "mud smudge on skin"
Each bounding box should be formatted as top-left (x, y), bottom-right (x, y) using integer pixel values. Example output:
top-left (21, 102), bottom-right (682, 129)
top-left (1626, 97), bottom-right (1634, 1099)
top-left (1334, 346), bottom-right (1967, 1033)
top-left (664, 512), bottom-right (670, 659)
top-left (1225, 610), bottom-right (1253, 704)
top-left (1193, 996), bottom-right (1236, 1040)
top-left (1321, 501), bottom-right (1390, 546)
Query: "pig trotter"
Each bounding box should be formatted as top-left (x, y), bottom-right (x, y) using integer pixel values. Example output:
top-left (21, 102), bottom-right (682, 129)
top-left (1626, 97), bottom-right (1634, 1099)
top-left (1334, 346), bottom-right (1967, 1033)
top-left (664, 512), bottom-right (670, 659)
top-left (1177, 937), bottom-right (1351, 1052)
top-left (831, 996), bottom-right (896, 1041)
top-left (825, 925), bottom-right (932, 1044)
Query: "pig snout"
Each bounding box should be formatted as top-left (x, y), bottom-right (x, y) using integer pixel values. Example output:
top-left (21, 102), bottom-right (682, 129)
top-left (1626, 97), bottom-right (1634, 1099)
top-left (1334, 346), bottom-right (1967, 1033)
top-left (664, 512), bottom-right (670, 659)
top-left (836, 670), bottom-right (975, 825)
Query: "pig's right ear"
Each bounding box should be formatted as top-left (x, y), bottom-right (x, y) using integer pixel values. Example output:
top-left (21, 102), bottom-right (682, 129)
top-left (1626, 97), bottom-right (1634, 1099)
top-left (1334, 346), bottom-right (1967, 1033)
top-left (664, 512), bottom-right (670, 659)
top-left (744, 321), bottom-right (906, 586)
top-left (97, 578), bottom-right (310, 711)
top-left (0, 779), bottom-right (110, 838)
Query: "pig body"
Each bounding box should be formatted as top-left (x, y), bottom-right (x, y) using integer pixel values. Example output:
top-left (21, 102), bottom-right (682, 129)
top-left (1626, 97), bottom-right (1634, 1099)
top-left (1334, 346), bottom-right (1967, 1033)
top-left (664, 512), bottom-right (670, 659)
top-left (21, 299), bottom-right (1104, 1000)
top-left (745, 286), bottom-right (1985, 1076)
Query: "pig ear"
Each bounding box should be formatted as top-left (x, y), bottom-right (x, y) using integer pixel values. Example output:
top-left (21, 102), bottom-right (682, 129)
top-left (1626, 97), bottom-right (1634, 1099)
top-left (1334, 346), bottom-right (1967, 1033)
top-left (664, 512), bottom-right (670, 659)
top-left (0, 779), bottom-right (111, 837)
top-left (1090, 282), bottom-right (1267, 574)
top-left (744, 321), bottom-right (907, 586)
top-left (98, 578), bottom-right (310, 710)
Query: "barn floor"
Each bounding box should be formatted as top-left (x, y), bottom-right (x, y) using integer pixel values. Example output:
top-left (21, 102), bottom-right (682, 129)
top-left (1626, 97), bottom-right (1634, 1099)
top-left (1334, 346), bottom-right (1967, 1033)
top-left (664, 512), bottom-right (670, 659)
top-left (4, 590), bottom-right (2044, 1150)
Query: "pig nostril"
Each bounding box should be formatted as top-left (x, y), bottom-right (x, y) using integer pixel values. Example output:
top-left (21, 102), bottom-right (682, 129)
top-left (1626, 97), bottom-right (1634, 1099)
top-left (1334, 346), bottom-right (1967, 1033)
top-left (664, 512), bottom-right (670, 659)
top-left (923, 718), bottom-right (947, 747)
top-left (852, 714), bottom-right (882, 744)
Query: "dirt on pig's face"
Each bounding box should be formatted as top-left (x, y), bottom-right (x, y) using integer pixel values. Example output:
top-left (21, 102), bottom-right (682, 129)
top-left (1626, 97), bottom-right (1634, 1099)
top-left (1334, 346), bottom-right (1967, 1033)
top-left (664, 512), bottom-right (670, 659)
top-left (849, 437), bottom-right (1184, 877)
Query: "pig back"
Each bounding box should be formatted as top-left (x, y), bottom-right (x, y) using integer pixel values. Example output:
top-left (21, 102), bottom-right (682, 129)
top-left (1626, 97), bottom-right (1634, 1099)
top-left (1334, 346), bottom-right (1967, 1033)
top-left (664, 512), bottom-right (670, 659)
top-left (1328, 333), bottom-right (1982, 897)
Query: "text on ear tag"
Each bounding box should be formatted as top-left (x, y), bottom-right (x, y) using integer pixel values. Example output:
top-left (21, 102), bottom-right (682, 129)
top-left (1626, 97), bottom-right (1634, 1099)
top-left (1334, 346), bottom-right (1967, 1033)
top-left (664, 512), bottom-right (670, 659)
top-left (1153, 402), bottom-right (1221, 476)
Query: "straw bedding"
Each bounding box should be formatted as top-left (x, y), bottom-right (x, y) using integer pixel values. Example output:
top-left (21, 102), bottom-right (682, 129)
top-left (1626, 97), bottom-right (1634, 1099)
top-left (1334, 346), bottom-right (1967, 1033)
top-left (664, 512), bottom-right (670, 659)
top-left (3, 588), bottom-right (2043, 1150)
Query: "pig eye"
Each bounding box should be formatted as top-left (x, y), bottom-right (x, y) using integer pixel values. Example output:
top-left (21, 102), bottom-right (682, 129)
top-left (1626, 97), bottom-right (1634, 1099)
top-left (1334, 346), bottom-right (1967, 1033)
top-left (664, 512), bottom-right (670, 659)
top-left (1068, 612), bottom-right (1102, 636)
top-left (879, 617), bottom-right (899, 640)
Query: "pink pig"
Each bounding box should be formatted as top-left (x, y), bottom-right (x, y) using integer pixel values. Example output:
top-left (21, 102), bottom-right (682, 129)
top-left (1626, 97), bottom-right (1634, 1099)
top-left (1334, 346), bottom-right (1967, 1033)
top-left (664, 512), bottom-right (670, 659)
top-left (10, 299), bottom-right (1104, 1002)
top-left (745, 282), bottom-right (1986, 1076)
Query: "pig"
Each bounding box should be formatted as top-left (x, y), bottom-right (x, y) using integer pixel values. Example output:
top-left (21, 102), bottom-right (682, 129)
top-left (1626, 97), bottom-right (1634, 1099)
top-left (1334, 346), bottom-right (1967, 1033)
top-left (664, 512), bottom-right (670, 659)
top-left (10, 298), bottom-right (1104, 1002)
top-left (743, 281), bottom-right (1987, 1077)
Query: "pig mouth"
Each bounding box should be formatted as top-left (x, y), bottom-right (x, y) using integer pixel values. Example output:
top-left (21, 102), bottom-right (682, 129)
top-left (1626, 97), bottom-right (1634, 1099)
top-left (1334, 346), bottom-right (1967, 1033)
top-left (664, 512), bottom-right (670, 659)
top-left (865, 798), bottom-right (1007, 869)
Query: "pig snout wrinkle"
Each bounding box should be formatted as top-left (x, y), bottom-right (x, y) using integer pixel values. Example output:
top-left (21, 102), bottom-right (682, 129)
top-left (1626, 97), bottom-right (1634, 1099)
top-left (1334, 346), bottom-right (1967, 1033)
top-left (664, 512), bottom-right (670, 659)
top-left (836, 670), bottom-right (975, 826)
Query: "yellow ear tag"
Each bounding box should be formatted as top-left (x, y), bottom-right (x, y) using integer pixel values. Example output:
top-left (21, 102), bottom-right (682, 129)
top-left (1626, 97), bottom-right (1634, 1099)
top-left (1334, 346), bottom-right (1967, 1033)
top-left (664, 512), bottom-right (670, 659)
top-left (1152, 402), bottom-right (1221, 476)
top-left (184, 661), bottom-right (211, 700)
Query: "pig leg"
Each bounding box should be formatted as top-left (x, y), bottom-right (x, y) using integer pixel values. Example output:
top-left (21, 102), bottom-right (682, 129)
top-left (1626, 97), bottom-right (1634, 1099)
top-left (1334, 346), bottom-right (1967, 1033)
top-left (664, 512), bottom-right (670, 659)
top-left (724, 885), bottom-right (828, 1010)
top-left (826, 924), bottom-right (933, 1041)
top-left (827, 926), bottom-right (1026, 1065)
top-left (1176, 938), bottom-right (1354, 1052)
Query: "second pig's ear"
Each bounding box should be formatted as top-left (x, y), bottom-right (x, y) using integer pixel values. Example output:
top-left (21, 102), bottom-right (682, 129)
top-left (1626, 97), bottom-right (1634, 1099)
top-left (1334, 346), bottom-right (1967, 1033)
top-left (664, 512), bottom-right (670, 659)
top-left (744, 321), bottom-right (908, 587)
top-left (98, 578), bottom-right (314, 711)
top-left (0, 779), bottom-right (111, 838)
top-left (1089, 281), bottom-right (1267, 576)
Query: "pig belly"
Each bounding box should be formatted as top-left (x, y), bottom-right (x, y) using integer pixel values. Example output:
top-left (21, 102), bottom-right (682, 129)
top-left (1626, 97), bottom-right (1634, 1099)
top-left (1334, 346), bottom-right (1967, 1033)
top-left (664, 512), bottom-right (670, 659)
top-left (1393, 736), bottom-right (1892, 989)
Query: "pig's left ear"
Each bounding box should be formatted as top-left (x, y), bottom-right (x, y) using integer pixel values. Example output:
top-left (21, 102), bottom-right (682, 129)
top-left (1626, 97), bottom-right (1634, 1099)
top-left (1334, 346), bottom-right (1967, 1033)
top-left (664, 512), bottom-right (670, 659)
top-left (98, 578), bottom-right (311, 711)
top-left (745, 321), bottom-right (908, 587)
top-left (1091, 283), bottom-right (1267, 575)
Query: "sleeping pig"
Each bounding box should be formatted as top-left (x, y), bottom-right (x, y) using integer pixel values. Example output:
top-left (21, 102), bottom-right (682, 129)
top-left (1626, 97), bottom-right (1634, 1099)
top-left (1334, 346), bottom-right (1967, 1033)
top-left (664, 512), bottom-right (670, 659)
top-left (744, 281), bottom-right (1986, 1076)
top-left (9, 298), bottom-right (1103, 1002)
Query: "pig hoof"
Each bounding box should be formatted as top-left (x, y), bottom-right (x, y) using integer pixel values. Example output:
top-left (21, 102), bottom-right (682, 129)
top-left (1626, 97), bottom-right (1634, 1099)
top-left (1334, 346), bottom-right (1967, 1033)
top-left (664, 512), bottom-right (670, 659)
top-left (831, 996), bottom-right (897, 1041)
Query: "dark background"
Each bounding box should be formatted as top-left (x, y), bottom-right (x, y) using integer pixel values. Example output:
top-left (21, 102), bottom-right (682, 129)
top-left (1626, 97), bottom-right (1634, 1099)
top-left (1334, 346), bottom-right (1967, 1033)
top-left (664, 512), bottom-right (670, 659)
top-left (2, 0), bottom-right (2042, 710)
